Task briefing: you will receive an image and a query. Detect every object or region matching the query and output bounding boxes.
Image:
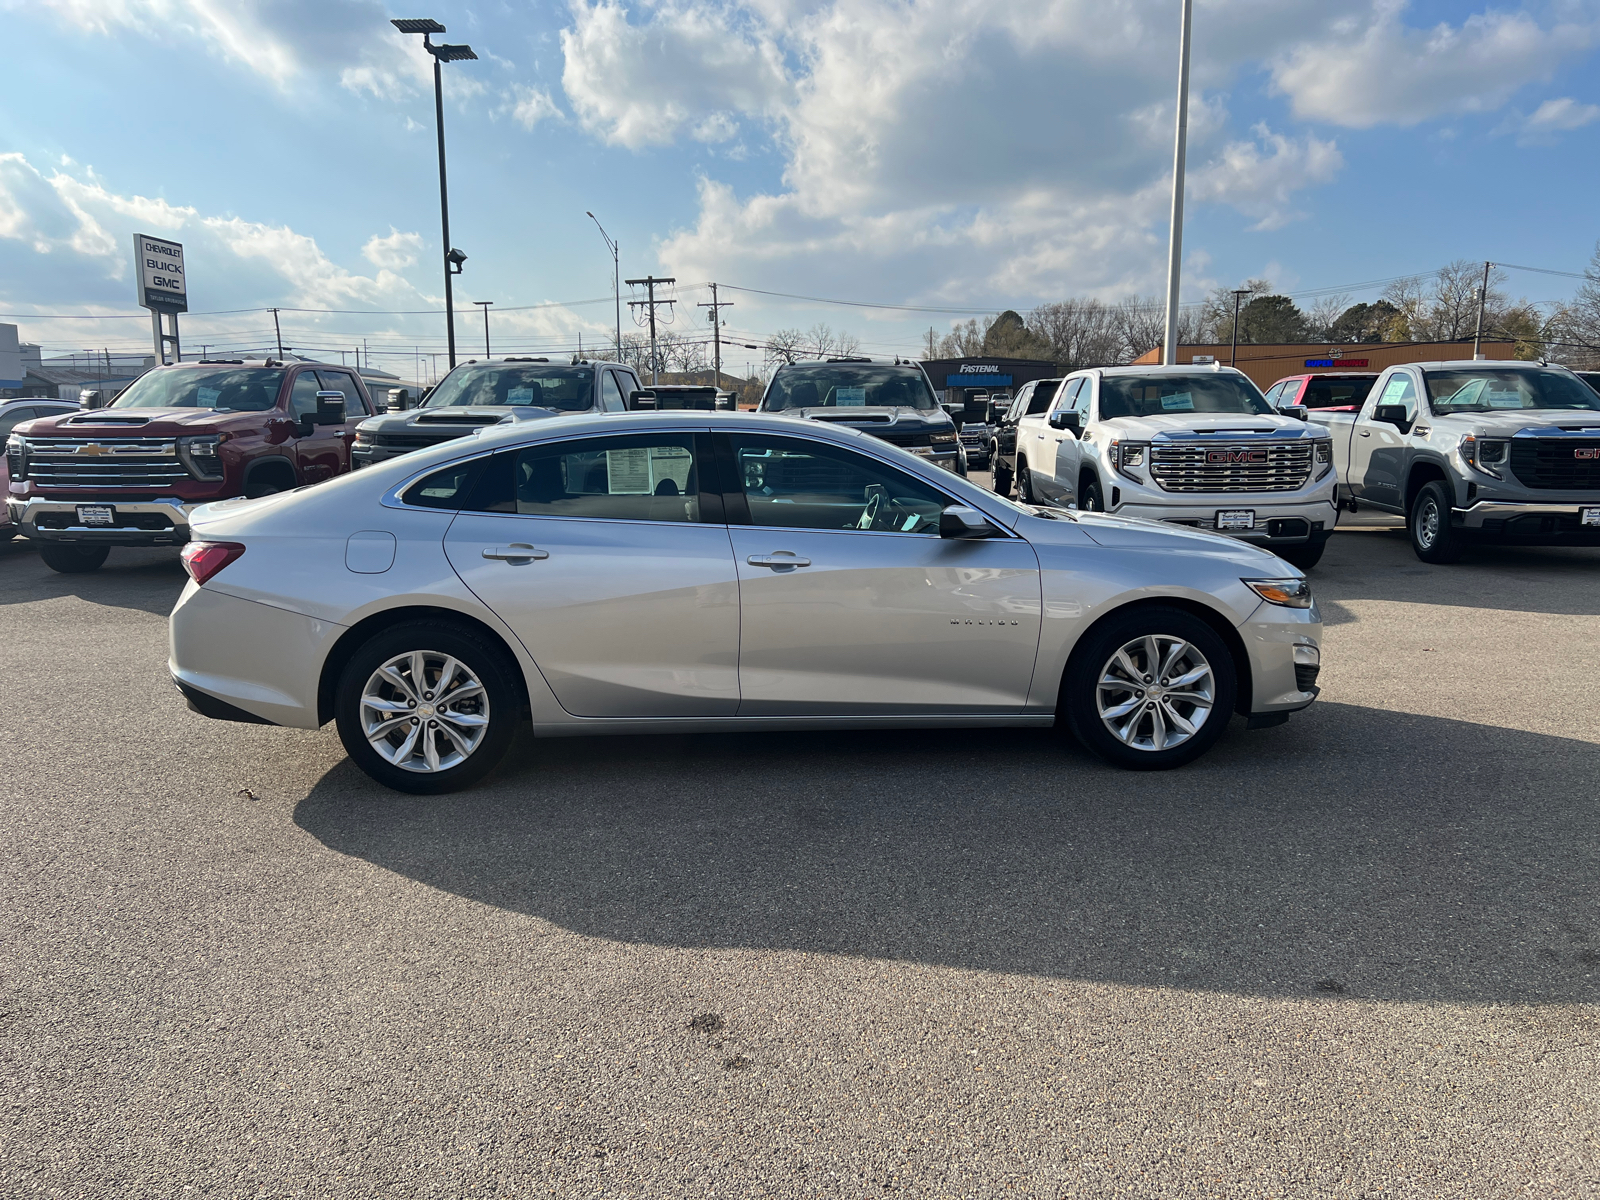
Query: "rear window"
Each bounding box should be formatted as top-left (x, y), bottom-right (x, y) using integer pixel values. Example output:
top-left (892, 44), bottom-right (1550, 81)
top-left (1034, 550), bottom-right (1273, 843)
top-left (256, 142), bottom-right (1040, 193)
top-left (1026, 381), bottom-right (1061, 416)
top-left (1302, 376), bottom-right (1378, 409)
top-left (112, 367), bottom-right (284, 411)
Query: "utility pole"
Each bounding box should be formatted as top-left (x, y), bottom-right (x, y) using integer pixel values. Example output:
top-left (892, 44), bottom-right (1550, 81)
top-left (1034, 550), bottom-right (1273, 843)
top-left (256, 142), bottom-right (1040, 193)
top-left (474, 300), bottom-right (493, 358)
top-left (271, 308), bottom-right (283, 359)
top-left (1161, 0), bottom-right (1194, 365)
top-left (1473, 260), bottom-right (1492, 360)
top-left (926, 327), bottom-right (936, 358)
top-left (625, 275), bottom-right (675, 384)
top-left (1230, 288), bottom-right (1249, 366)
top-left (697, 283), bottom-right (733, 390)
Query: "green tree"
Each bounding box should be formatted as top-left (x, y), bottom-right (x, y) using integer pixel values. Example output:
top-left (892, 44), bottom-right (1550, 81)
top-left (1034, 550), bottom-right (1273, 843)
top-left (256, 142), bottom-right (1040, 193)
top-left (1325, 300), bottom-right (1400, 343)
top-left (1238, 295), bottom-right (1309, 343)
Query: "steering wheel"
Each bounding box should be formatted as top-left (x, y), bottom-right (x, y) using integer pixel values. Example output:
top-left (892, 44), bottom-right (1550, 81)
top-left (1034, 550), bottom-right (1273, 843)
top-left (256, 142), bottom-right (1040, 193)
top-left (855, 491), bottom-right (882, 530)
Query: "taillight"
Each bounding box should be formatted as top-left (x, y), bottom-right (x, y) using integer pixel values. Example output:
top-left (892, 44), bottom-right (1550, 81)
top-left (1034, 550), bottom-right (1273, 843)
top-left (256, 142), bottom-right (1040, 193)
top-left (181, 541), bottom-right (246, 585)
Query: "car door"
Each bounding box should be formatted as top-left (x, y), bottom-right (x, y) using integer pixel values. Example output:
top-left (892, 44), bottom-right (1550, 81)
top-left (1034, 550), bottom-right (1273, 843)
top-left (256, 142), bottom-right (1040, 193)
top-left (1046, 378), bottom-right (1086, 500)
top-left (441, 430), bottom-right (741, 716)
top-left (998, 385), bottom-right (1031, 467)
top-left (719, 431), bottom-right (1042, 715)
top-left (317, 370), bottom-right (369, 474)
top-left (1351, 371), bottom-right (1418, 510)
top-left (286, 370), bottom-right (339, 483)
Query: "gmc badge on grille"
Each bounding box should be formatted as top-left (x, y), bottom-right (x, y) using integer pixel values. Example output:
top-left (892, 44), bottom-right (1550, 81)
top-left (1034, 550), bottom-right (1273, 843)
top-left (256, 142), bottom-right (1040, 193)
top-left (1207, 449), bottom-right (1267, 464)
top-left (1576, 448), bottom-right (1600, 460)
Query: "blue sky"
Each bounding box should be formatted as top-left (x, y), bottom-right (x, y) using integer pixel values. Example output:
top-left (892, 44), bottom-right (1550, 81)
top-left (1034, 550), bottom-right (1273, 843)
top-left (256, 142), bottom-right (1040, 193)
top-left (3, 0), bottom-right (1599, 382)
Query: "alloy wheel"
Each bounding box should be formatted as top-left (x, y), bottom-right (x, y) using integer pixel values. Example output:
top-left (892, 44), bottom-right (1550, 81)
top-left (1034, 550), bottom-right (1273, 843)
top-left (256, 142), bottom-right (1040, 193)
top-left (1095, 634), bottom-right (1215, 752)
top-left (359, 650), bottom-right (491, 773)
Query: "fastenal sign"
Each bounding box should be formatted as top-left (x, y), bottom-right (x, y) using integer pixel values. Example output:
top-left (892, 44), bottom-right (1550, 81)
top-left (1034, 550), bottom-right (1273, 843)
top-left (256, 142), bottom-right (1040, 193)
top-left (134, 234), bottom-right (187, 312)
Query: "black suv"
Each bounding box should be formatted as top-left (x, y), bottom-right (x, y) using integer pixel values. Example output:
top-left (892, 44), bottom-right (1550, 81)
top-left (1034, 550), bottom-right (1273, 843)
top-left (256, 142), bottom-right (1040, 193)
top-left (353, 358), bottom-right (646, 465)
top-left (757, 358), bottom-right (964, 474)
top-left (988, 377), bottom-right (1062, 497)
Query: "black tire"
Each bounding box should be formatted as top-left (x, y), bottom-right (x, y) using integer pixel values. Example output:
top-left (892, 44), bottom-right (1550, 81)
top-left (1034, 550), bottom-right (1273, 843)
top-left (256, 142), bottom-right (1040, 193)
top-left (1079, 475), bottom-right (1105, 512)
top-left (245, 462), bottom-right (295, 499)
top-left (1062, 605), bottom-right (1238, 771)
top-left (992, 457), bottom-right (1013, 498)
top-left (39, 543), bottom-right (110, 574)
top-left (334, 621), bottom-right (522, 794)
top-left (1409, 480), bottom-right (1466, 564)
top-left (1017, 461), bottom-right (1036, 504)
top-left (1277, 539), bottom-right (1326, 570)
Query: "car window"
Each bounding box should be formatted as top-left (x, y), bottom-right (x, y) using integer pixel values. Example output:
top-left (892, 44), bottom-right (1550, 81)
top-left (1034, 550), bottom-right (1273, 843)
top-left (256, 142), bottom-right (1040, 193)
top-left (1074, 379), bottom-right (1093, 418)
top-left (601, 372), bottom-right (625, 412)
top-left (1263, 383), bottom-right (1286, 405)
top-left (727, 433), bottom-right (949, 534)
top-left (112, 366), bottom-right (283, 411)
top-left (1303, 376), bottom-right (1377, 409)
top-left (1026, 381), bottom-right (1059, 416)
top-left (467, 434), bottom-right (702, 524)
top-left (1006, 386), bottom-right (1031, 422)
top-left (1370, 373), bottom-right (1418, 421)
top-left (0, 407), bottom-right (36, 439)
top-left (289, 372), bottom-right (321, 420)
top-left (402, 458), bottom-right (486, 509)
top-left (1051, 379), bottom-right (1083, 412)
top-left (318, 371), bottom-right (370, 416)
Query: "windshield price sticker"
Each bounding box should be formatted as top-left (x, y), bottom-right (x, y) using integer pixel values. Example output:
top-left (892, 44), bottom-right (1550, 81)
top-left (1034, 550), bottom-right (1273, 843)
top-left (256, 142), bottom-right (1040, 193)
top-left (835, 387), bottom-right (867, 406)
top-left (506, 388), bottom-right (536, 405)
top-left (1582, 507), bottom-right (1600, 527)
top-left (196, 387), bottom-right (221, 407)
top-left (1160, 392), bottom-right (1194, 411)
top-left (1216, 509), bottom-right (1256, 531)
top-left (77, 506), bottom-right (115, 527)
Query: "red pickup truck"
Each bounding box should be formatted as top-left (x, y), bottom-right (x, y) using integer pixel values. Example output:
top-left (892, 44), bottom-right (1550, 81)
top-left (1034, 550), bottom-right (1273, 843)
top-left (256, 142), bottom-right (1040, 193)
top-left (6, 358), bottom-right (373, 573)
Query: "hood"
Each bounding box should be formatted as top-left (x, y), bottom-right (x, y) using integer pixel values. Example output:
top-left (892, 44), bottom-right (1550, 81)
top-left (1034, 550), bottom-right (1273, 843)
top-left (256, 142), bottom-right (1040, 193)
top-left (25, 408), bottom-right (258, 437)
top-left (360, 405), bottom-right (567, 433)
top-left (782, 405), bottom-right (952, 428)
top-left (1102, 412), bottom-right (1321, 441)
top-left (1438, 411), bottom-right (1600, 436)
top-left (1071, 509), bottom-right (1295, 569)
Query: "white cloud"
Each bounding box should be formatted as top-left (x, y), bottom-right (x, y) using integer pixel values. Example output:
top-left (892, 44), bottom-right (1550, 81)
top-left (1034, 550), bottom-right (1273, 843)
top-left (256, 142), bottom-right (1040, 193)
top-left (1271, 0), bottom-right (1599, 128)
top-left (1507, 96), bottom-right (1600, 144)
top-left (509, 85), bottom-right (563, 131)
top-left (362, 228), bottom-right (423, 271)
top-left (1187, 126), bottom-right (1344, 232)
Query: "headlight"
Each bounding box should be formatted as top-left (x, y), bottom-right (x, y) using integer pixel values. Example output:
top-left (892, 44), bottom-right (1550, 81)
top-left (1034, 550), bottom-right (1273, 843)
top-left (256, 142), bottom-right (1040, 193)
top-left (1243, 577), bottom-right (1313, 608)
top-left (1113, 440), bottom-right (1147, 483)
top-left (5, 434), bottom-right (26, 481)
top-left (1315, 440), bottom-right (1332, 464)
top-left (930, 432), bottom-right (957, 447)
top-left (353, 430), bottom-right (373, 447)
top-left (1459, 434), bottom-right (1504, 479)
top-left (176, 434), bottom-right (226, 481)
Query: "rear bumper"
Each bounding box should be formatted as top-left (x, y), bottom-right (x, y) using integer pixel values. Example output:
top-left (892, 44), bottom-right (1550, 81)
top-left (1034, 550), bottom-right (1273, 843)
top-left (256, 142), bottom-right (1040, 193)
top-left (8, 496), bottom-right (198, 544)
top-left (1453, 500), bottom-right (1600, 541)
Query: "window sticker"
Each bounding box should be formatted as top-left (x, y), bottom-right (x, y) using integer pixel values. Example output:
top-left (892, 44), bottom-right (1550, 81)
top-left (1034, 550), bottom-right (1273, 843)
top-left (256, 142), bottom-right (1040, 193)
top-left (506, 387), bottom-right (537, 405)
top-left (605, 447), bottom-right (652, 493)
top-left (835, 386), bottom-right (867, 406)
top-left (1160, 392), bottom-right (1194, 411)
top-left (197, 387), bottom-right (221, 407)
top-left (1380, 378), bottom-right (1411, 403)
top-left (1486, 392), bottom-right (1524, 408)
top-left (649, 445), bottom-right (693, 493)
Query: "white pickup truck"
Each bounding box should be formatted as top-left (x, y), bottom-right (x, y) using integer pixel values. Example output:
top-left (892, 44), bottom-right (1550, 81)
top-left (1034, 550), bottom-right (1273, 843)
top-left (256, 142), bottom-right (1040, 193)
top-left (1013, 364), bottom-right (1337, 568)
top-left (1310, 359), bottom-right (1600, 562)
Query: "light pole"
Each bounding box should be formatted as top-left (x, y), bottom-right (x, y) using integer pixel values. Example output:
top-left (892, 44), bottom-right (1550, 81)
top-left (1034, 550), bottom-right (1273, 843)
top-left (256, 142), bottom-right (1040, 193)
top-left (1230, 288), bottom-right (1250, 366)
top-left (474, 300), bottom-right (493, 357)
top-left (586, 212), bottom-right (621, 358)
top-left (1161, 0), bottom-right (1194, 365)
top-left (392, 18), bottom-right (477, 370)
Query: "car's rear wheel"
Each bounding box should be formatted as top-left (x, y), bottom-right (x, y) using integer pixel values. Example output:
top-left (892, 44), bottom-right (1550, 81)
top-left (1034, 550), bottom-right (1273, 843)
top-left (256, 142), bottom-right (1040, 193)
top-left (1062, 606), bottom-right (1237, 770)
top-left (1016, 461), bottom-right (1036, 503)
top-left (334, 622), bottom-right (520, 794)
top-left (39, 543), bottom-right (110, 573)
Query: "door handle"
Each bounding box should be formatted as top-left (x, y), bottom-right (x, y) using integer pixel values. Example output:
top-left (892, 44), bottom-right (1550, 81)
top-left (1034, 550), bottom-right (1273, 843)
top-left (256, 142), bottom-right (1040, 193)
top-left (747, 554), bottom-right (810, 568)
top-left (1359, 430), bottom-right (1371, 437)
top-left (482, 543), bottom-right (548, 561)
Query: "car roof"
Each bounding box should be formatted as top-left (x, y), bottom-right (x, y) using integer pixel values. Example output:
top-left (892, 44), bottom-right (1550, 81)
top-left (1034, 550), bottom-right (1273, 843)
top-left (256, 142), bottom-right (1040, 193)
top-left (1078, 364), bottom-right (1251, 379)
top-left (1386, 360), bottom-right (1575, 371)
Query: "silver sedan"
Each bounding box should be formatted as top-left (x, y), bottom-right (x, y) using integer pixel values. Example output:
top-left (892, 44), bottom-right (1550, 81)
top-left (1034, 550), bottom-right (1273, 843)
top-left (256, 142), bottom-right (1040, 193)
top-left (169, 411), bottom-right (1323, 792)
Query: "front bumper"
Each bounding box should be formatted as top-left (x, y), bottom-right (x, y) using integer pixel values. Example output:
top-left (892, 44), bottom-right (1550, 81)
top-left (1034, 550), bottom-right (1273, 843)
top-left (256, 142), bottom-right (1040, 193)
top-left (8, 496), bottom-right (199, 544)
top-left (1453, 499), bottom-right (1600, 541)
top-left (1112, 493), bottom-right (1340, 546)
top-left (1242, 598), bottom-right (1323, 716)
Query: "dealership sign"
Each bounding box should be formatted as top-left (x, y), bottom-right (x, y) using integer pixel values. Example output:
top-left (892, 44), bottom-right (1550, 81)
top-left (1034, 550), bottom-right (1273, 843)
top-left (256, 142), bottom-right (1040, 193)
top-left (947, 365), bottom-right (1013, 387)
top-left (1305, 358), bottom-right (1368, 368)
top-left (134, 234), bottom-right (187, 312)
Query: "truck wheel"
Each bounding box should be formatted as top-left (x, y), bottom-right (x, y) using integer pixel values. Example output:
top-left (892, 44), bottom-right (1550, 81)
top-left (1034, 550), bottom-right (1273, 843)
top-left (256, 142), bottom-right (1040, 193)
top-left (39, 544), bottom-right (110, 574)
top-left (1062, 605), bottom-right (1237, 770)
top-left (1079, 476), bottom-right (1104, 512)
top-left (1016, 461), bottom-right (1036, 503)
top-left (992, 457), bottom-right (1012, 498)
top-left (334, 621), bottom-right (521, 795)
top-left (1409, 480), bottom-right (1466, 564)
top-left (1277, 540), bottom-right (1326, 570)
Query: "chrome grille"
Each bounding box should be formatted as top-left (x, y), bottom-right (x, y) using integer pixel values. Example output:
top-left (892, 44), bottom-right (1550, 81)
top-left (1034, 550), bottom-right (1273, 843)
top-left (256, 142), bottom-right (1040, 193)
top-left (23, 436), bottom-right (189, 486)
top-left (1149, 440), bottom-right (1312, 493)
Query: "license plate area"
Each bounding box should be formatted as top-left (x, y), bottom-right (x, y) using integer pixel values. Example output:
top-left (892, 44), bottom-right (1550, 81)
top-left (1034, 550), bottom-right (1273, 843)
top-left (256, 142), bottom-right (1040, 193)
top-left (1215, 509), bottom-right (1256, 531)
top-left (1582, 507), bottom-right (1600, 527)
top-left (76, 505), bottom-right (116, 527)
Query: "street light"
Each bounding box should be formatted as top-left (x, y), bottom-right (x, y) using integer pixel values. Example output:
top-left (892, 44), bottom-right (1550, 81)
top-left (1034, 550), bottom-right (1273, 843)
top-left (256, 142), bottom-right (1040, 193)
top-left (1161, 0), bottom-right (1193, 365)
top-left (586, 212), bottom-right (621, 359)
top-left (392, 18), bottom-right (478, 370)
top-left (474, 300), bottom-right (493, 357)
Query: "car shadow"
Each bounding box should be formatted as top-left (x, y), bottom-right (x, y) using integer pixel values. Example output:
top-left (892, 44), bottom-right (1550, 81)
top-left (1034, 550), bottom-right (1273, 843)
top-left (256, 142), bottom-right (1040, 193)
top-left (294, 701), bottom-right (1600, 1006)
top-left (0, 542), bottom-right (185, 616)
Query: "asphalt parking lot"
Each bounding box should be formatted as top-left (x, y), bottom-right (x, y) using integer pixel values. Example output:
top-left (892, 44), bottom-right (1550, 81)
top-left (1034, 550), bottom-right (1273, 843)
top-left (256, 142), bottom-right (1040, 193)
top-left (4, 515), bottom-right (1599, 1198)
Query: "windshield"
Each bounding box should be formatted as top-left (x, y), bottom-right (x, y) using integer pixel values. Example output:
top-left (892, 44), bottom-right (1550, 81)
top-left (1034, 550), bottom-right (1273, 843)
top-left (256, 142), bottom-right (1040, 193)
top-left (426, 363), bottom-right (595, 411)
top-left (1425, 368), bottom-right (1600, 413)
top-left (112, 367), bottom-right (285, 411)
top-left (761, 364), bottom-right (939, 411)
top-left (1098, 373), bottom-right (1273, 419)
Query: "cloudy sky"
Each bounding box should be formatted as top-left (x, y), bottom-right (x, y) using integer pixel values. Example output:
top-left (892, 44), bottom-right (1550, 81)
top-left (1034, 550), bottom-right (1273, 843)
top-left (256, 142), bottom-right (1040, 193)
top-left (3, 0), bottom-right (1599, 380)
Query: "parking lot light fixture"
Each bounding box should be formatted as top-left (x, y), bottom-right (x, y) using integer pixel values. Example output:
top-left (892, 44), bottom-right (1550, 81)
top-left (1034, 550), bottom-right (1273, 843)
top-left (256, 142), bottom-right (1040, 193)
top-left (1161, 0), bottom-right (1193, 366)
top-left (391, 17), bottom-right (478, 370)
top-left (587, 212), bottom-right (621, 359)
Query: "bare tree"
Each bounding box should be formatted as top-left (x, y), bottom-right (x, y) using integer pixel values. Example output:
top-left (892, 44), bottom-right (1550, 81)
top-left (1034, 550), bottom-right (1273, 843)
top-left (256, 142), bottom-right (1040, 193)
top-left (1304, 294), bottom-right (1350, 341)
top-left (1552, 242), bottom-right (1600, 367)
top-left (1197, 279), bottom-right (1273, 343)
top-left (1111, 296), bottom-right (1199, 363)
top-left (936, 318), bottom-right (990, 358)
top-left (765, 328), bottom-right (805, 365)
top-left (1027, 299), bottom-right (1121, 368)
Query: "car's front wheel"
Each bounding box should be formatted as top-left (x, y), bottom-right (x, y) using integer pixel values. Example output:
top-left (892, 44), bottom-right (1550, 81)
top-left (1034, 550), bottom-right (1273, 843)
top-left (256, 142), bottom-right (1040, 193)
top-left (1409, 480), bottom-right (1466, 564)
top-left (39, 543), bottom-right (110, 573)
top-left (334, 621), bottom-right (521, 794)
top-left (1016, 461), bottom-right (1036, 504)
top-left (1062, 606), bottom-right (1237, 770)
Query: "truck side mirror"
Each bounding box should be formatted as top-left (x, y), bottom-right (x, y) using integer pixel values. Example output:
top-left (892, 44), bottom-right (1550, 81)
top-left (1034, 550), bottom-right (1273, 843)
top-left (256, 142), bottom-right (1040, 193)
top-left (1047, 410), bottom-right (1081, 433)
top-left (939, 504), bottom-right (999, 540)
top-left (314, 390), bottom-right (347, 426)
top-left (629, 389), bottom-right (657, 410)
top-left (1281, 404), bottom-right (1309, 421)
top-left (1373, 403), bottom-right (1411, 431)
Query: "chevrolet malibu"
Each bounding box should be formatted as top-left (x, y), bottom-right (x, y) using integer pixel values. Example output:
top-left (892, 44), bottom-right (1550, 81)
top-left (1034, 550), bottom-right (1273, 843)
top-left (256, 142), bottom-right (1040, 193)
top-left (169, 411), bottom-right (1323, 793)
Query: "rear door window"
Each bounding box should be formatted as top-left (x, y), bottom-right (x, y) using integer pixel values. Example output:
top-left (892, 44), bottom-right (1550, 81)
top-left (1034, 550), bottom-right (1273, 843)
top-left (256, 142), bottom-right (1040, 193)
top-left (1026, 382), bottom-right (1059, 416)
top-left (465, 434), bottom-right (706, 524)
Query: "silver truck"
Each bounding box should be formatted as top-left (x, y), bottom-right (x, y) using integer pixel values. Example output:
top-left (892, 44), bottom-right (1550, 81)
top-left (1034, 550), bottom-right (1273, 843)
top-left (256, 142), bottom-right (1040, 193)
top-left (1014, 364), bottom-right (1337, 569)
top-left (1314, 359), bottom-right (1600, 562)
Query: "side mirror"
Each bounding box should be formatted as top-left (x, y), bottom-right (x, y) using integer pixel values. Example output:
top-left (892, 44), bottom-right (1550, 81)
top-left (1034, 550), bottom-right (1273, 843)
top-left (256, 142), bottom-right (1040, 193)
top-left (629, 389), bottom-right (657, 410)
top-left (314, 390), bottom-right (347, 426)
top-left (1048, 410), bottom-right (1081, 433)
top-left (1373, 403), bottom-right (1411, 431)
top-left (939, 504), bottom-right (998, 540)
top-left (1281, 404), bottom-right (1309, 421)
top-left (419, 386), bottom-right (434, 405)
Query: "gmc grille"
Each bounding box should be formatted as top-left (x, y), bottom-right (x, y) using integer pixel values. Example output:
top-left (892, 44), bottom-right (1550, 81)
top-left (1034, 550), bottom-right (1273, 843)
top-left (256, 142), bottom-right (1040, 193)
top-left (1149, 441), bottom-right (1312, 494)
top-left (1507, 438), bottom-right (1600, 490)
top-left (22, 437), bottom-right (189, 487)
